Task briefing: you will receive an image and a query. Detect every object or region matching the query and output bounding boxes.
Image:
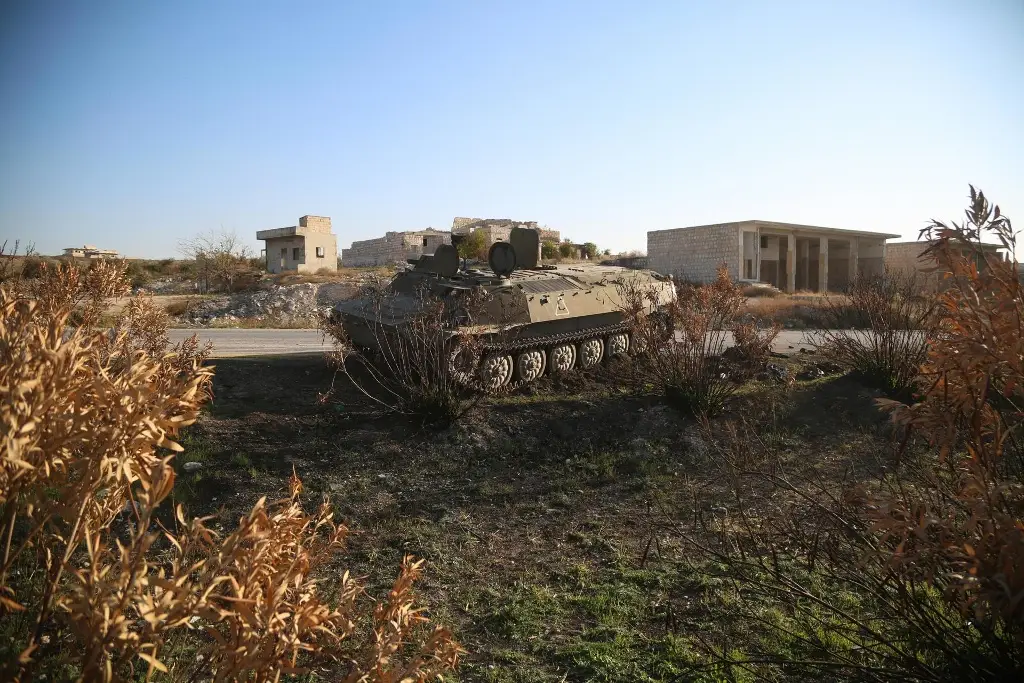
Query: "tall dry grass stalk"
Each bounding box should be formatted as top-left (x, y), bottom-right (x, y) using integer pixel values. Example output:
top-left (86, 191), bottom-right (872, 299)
top-left (1, 261), bottom-right (461, 680)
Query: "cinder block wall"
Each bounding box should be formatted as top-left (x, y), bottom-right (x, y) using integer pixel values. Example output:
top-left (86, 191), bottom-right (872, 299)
top-left (885, 242), bottom-right (927, 277)
top-left (647, 223), bottom-right (740, 283)
top-left (299, 215), bottom-right (332, 234)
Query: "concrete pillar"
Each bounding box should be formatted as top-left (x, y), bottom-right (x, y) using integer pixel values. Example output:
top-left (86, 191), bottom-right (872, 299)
top-left (849, 239), bottom-right (859, 284)
top-left (738, 227), bottom-right (745, 280)
top-left (818, 237), bottom-right (829, 293)
top-left (800, 239), bottom-right (810, 290)
top-left (786, 236), bottom-right (796, 293)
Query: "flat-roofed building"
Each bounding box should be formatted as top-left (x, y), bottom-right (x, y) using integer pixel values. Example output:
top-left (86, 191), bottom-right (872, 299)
top-left (648, 220), bottom-right (901, 293)
top-left (257, 215), bottom-right (338, 274)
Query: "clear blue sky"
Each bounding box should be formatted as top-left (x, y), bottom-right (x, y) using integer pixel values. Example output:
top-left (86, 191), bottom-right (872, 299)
top-left (1, 1), bottom-right (1022, 259)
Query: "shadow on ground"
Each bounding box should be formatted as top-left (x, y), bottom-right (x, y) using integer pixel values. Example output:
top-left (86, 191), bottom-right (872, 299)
top-left (176, 351), bottom-right (896, 681)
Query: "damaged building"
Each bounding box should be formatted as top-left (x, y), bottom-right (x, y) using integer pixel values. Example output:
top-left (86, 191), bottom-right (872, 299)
top-left (452, 218), bottom-right (560, 247)
top-left (257, 215), bottom-right (339, 274)
top-left (648, 220), bottom-right (899, 293)
top-left (340, 228), bottom-right (451, 267)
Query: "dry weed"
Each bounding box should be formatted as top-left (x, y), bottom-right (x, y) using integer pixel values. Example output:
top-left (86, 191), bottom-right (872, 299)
top-left (0, 262), bottom-right (461, 680)
top-left (623, 265), bottom-right (744, 415)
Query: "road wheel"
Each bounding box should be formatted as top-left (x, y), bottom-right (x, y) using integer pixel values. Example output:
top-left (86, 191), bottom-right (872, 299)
top-left (606, 333), bottom-right (629, 358)
top-left (514, 349), bottom-right (546, 382)
top-left (548, 344), bottom-right (576, 374)
top-left (447, 342), bottom-right (480, 386)
top-left (479, 353), bottom-right (513, 391)
top-left (577, 338), bottom-right (604, 369)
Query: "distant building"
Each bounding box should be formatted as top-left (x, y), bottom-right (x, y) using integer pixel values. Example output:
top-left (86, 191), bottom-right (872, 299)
top-left (257, 215), bottom-right (338, 274)
top-left (63, 245), bottom-right (119, 259)
top-left (648, 220), bottom-right (900, 293)
top-left (451, 217), bottom-right (560, 248)
top-left (885, 239), bottom-right (1008, 291)
top-left (341, 228), bottom-right (451, 267)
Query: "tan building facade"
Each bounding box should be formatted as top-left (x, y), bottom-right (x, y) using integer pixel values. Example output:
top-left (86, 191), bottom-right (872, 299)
top-left (340, 228), bottom-right (451, 267)
top-left (257, 215), bottom-right (338, 274)
top-left (648, 220), bottom-right (900, 293)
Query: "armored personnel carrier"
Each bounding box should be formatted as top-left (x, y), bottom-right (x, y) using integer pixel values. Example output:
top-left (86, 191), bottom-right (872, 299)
top-left (332, 227), bottom-right (676, 390)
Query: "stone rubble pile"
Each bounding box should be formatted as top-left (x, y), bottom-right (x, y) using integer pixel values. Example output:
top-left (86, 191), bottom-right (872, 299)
top-left (180, 282), bottom-right (363, 326)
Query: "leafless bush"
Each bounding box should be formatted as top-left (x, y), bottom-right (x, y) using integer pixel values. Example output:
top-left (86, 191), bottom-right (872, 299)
top-left (0, 263), bottom-right (461, 680)
top-left (623, 265), bottom-right (744, 416)
top-left (809, 269), bottom-right (936, 395)
top-left (671, 413), bottom-right (1023, 682)
top-left (178, 228), bottom-right (260, 293)
top-left (320, 285), bottom-right (499, 426)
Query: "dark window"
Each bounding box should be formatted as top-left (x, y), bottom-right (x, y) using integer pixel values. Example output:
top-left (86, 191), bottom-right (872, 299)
top-left (423, 237), bottom-right (428, 246)
top-left (293, 247), bottom-right (301, 260)
top-left (316, 246), bottom-right (325, 258)
top-left (760, 236), bottom-right (768, 248)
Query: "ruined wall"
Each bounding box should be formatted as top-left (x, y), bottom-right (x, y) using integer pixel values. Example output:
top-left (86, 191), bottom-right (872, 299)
top-left (647, 223), bottom-right (741, 282)
top-left (452, 217), bottom-right (481, 235)
top-left (341, 230), bottom-right (452, 267)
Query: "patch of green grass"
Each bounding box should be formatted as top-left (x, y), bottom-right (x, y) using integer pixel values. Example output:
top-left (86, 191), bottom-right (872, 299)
top-left (465, 564), bottom-right (717, 682)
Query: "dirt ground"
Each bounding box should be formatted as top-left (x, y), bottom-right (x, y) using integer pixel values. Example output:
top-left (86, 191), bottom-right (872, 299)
top-left (176, 352), bottom-right (894, 681)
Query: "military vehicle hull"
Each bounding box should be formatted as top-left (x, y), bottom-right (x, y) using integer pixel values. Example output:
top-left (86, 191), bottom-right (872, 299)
top-left (332, 231), bottom-right (675, 390)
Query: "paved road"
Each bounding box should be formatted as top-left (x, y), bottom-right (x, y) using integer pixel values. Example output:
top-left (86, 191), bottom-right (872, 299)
top-left (169, 328), bottom-right (822, 358)
top-left (169, 328), bottom-right (331, 357)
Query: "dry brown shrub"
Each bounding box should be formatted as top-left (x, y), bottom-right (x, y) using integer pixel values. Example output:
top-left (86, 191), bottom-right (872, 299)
top-left (0, 263), bottom-right (461, 680)
top-left (320, 280), bottom-right (513, 426)
top-left (810, 269), bottom-right (937, 395)
top-left (669, 188), bottom-right (1024, 681)
top-left (624, 264), bottom-right (744, 415)
top-left (728, 321), bottom-right (782, 379)
top-left (877, 186), bottom-right (1024, 630)
top-left (739, 283), bottom-right (782, 298)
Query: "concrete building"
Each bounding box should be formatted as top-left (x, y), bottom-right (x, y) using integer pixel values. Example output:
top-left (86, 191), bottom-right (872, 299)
top-left (63, 245), bottom-right (119, 259)
top-left (648, 220), bottom-right (900, 293)
top-left (885, 239), bottom-right (1008, 290)
top-left (257, 215), bottom-right (338, 274)
top-left (340, 228), bottom-right (451, 267)
top-left (452, 218), bottom-right (560, 247)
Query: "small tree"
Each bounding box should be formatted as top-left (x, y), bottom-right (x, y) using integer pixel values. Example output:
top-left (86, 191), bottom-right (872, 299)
top-left (541, 240), bottom-right (559, 260)
top-left (456, 229), bottom-right (487, 261)
top-left (558, 241), bottom-right (575, 259)
top-left (581, 242), bottom-right (598, 259)
top-left (178, 228), bottom-right (256, 293)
